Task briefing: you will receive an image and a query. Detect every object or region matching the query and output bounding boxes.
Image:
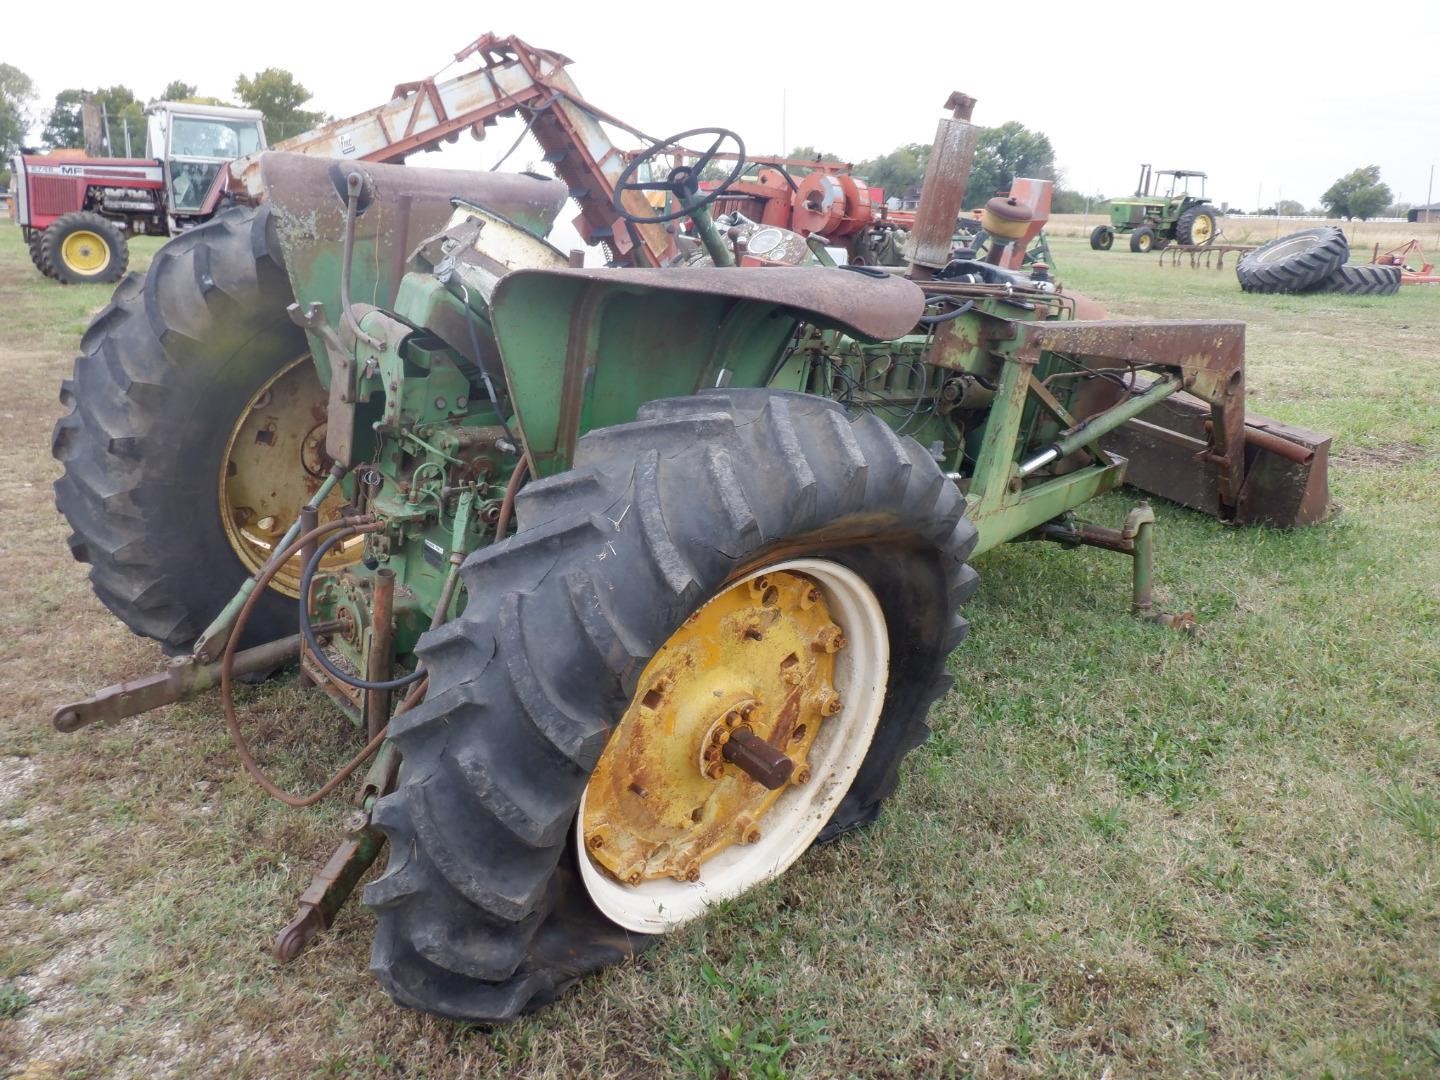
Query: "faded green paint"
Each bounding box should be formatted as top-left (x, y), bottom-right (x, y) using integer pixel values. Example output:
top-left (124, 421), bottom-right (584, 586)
top-left (489, 275), bottom-right (796, 477)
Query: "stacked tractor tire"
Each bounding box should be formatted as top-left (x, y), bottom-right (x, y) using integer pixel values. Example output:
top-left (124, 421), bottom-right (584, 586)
top-left (1236, 226), bottom-right (1401, 296)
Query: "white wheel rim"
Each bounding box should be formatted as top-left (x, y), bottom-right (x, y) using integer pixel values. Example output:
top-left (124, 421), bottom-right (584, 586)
top-left (576, 557), bottom-right (890, 933)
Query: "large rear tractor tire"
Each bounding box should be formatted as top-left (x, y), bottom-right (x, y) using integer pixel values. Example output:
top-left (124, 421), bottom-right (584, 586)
top-left (41, 211), bottom-right (129, 285)
top-left (1236, 227), bottom-right (1348, 293)
top-left (1308, 261), bottom-right (1402, 296)
top-left (51, 205), bottom-right (346, 653)
top-left (1176, 205), bottom-right (1217, 246)
top-left (366, 389), bottom-right (980, 1022)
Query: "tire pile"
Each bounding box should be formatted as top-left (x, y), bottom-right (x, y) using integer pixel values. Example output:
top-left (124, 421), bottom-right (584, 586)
top-left (1236, 226), bottom-right (1401, 295)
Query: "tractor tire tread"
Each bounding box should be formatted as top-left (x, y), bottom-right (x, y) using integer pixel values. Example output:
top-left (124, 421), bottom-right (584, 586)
top-left (41, 211), bottom-right (129, 286)
top-left (366, 389), bottom-right (977, 1023)
top-left (1236, 227), bottom-right (1349, 293)
top-left (1307, 261), bottom-right (1402, 296)
top-left (51, 205), bottom-right (303, 652)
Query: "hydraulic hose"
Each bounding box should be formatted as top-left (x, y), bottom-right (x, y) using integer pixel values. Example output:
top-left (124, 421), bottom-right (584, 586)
top-left (299, 532), bottom-right (427, 693)
top-left (219, 517), bottom-right (388, 807)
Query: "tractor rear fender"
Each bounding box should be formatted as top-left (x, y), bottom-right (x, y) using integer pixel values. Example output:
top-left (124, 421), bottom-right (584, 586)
top-left (488, 266), bottom-right (926, 478)
top-left (255, 152), bottom-right (568, 384)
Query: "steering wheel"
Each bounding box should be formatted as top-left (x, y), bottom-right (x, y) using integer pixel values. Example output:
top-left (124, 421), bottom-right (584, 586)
top-left (612, 127), bottom-right (747, 225)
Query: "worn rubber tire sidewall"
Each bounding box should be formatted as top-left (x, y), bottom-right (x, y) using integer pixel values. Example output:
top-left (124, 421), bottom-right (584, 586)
top-left (365, 389), bottom-right (979, 1023)
top-left (51, 205), bottom-right (307, 652)
top-left (1236, 227), bottom-right (1348, 293)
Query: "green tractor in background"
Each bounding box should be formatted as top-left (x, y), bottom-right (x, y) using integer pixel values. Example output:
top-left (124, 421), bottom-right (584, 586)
top-left (1090, 165), bottom-right (1219, 253)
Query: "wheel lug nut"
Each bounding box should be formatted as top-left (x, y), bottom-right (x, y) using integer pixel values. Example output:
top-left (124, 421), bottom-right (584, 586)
top-left (813, 624), bottom-right (845, 653)
top-left (792, 765), bottom-right (811, 785)
top-left (818, 691), bottom-right (842, 716)
top-left (705, 761), bottom-right (725, 780)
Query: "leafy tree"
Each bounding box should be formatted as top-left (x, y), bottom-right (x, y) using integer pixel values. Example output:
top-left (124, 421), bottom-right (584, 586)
top-left (1050, 188), bottom-right (1108, 214)
top-left (1273, 199), bottom-right (1305, 216)
top-left (856, 122), bottom-right (1058, 210)
top-left (856, 142), bottom-right (931, 200)
top-left (1320, 166), bottom-right (1392, 221)
top-left (234, 68), bottom-right (324, 141)
top-left (964, 121), bottom-right (1055, 210)
top-left (161, 80), bottom-right (197, 102)
top-left (89, 85), bottom-right (145, 154)
top-left (41, 89), bottom-right (86, 149)
top-left (784, 145), bottom-right (844, 177)
top-left (0, 62), bottom-right (37, 186)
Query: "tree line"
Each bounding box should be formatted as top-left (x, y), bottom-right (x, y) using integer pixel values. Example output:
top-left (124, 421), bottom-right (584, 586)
top-left (0, 62), bottom-right (325, 181)
top-left (787, 121), bottom-right (1104, 214)
top-left (1, 65), bottom-right (1415, 222)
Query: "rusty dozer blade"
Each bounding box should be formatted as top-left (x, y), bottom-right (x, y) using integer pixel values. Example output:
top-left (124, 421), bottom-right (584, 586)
top-left (1037, 317), bottom-right (1333, 528)
top-left (1100, 387), bottom-right (1333, 527)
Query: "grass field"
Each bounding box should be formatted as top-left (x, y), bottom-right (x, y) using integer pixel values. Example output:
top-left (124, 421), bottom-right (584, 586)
top-left (1047, 212), bottom-right (1440, 252)
top-left (1, 222), bottom-right (1437, 1079)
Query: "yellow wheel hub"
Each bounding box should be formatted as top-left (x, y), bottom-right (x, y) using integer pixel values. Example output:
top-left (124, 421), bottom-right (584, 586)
top-left (582, 570), bottom-right (843, 885)
top-left (61, 230), bottom-right (110, 274)
top-left (219, 356), bottom-right (358, 596)
top-left (1191, 215), bottom-right (1214, 244)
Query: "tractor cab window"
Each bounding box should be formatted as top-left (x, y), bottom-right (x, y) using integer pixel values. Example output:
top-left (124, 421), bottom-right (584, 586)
top-left (166, 117), bottom-right (261, 212)
top-left (170, 117), bottom-right (262, 161)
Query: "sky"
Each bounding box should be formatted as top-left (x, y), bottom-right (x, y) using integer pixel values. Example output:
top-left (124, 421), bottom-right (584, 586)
top-left (10, 2), bottom-right (1440, 212)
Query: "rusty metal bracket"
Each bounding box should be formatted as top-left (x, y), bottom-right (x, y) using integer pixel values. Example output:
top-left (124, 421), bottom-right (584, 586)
top-left (272, 817), bottom-right (387, 963)
top-left (51, 631), bottom-right (337, 732)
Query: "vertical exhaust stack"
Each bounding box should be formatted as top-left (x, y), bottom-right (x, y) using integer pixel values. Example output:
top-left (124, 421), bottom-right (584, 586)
top-left (908, 92), bottom-right (980, 280)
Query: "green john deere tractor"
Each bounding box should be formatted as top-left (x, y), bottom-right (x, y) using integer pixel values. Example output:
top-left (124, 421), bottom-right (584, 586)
top-left (1090, 165), bottom-right (1220, 253)
top-left (50, 115), bottom-right (1329, 1024)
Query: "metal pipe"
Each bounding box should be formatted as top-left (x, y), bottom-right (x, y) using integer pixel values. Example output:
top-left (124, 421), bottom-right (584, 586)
top-left (689, 203), bottom-right (735, 267)
top-left (53, 628), bottom-right (338, 732)
top-left (1017, 374), bottom-right (1184, 477)
top-left (364, 569), bottom-right (396, 740)
top-left (339, 172), bottom-right (383, 350)
top-left (194, 468), bottom-right (346, 661)
top-left (909, 93), bottom-right (980, 278)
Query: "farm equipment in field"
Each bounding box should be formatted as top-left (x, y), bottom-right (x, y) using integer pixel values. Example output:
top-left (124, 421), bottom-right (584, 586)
top-left (12, 34), bottom-right (683, 283)
top-left (1090, 165), bottom-right (1219, 254)
top-left (49, 65), bottom-right (1333, 1024)
top-left (1371, 238), bottom-right (1440, 284)
top-left (11, 102), bottom-right (268, 283)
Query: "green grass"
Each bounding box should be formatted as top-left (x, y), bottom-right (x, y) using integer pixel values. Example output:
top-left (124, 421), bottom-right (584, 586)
top-left (1, 224), bottom-right (1438, 1077)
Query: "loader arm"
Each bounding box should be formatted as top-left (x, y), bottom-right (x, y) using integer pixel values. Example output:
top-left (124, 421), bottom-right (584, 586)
top-left (229, 33), bottom-right (675, 266)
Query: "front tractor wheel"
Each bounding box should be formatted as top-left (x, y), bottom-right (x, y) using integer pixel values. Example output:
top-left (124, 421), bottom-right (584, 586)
top-left (1089, 225), bottom-right (1114, 250)
top-left (51, 205), bottom-right (352, 653)
top-left (366, 390), bottom-right (980, 1022)
top-left (42, 211), bottom-right (129, 285)
top-left (1129, 226), bottom-right (1157, 253)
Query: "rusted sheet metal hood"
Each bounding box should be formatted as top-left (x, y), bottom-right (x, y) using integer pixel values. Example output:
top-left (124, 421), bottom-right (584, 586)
top-left (252, 153), bottom-right (567, 374)
top-left (503, 266), bottom-right (927, 343)
top-left (255, 151), bottom-right (568, 250)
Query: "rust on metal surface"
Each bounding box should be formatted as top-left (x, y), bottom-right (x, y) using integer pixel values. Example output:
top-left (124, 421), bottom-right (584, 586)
top-left (500, 265), bottom-right (927, 343)
top-left (51, 632), bottom-right (331, 732)
top-left (364, 569), bottom-right (396, 740)
top-left (273, 823), bottom-right (385, 963)
top-left (722, 728), bottom-right (795, 790)
top-left (909, 93), bottom-right (982, 275)
top-left (582, 570), bottom-right (838, 885)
